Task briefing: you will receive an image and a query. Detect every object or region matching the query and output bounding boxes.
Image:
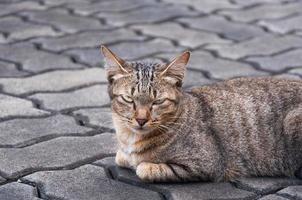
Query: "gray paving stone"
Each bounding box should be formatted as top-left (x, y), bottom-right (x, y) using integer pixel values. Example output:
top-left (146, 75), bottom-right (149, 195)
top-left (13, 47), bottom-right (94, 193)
top-left (73, 107), bottom-right (114, 129)
top-left (96, 157), bottom-right (257, 199)
top-left (0, 42), bottom-right (83, 73)
top-left (34, 29), bottom-right (145, 52)
top-left (159, 183), bottom-right (256, 200)
top-left (67, 0), bottom-right (157, 16)
top-left (0, 182), bottom-right (38, 200)
top-left (0, 176), bottom-right (6, 184)
top-left (103, 39), bottom-right (182, 59)
top-left (273, 73), bottom-right (302, 80)
top-left (93, 156), bottom-right (115, 167)
top-left (93, 157), bottom-right (256, 200)
top-left (20, 8), bottom-right (108, 34)
top-left (232, 0), bottom-right (296, 6)
top-left (96, 4), bottom-right (197, 27)
top-left (0, 133), bottom-right (116, 179)
top-left (162, 0), bottom-right (239, 13)
top-left (219, 2), bottom-right (302, 23)
top-left (97, 158), bottom-right (259, 199)
top-left (29, 85), bottom-right (110, 111)
top-left (178, 15), bottom-right (266, 41)
top-left (0, 114), bottom-right (92, 147)
top-left (288, 68), bottom-right (302, 76)
top-left (131, 22), bottom-right (231, 48)
top-left (157, 51), bottom-right (268, 79)
top-left (31, 197), bottom-right (43, 200)
top-left (0, 61), bottom-right (29, 77)
top-left (0, 94), bottom-right (49, 119)
top-left (235, 177), bottom-right (302, 194)
top-left (183, 69), bottom-right (215, 87)
top-left (0, 68), bottom-right (106, 95)
top-left (64, 47), bottom-right (106, 67)
top-left (42, 0), bottom-right (91, 6)
top-left (23, 165), bottom-right (162, 200)
top-left (0, 16), bottom-right (59, 43)
top-left (258, 15), bottom-right (302, 34)
top-left (0, 0), bottom-right (21, 3)
top-left (1, 0), bottom-right (302, 198)
top-left (105, 160), bottom-right (257, 200)
top-left (277, 186), bottom-right (302, 199)
top-left (206, 35), bottom-right (302, 59)
top-left (246, 49), bottom-right (302, 72)
top-left (296, 31), bottom-right (302, 36)
top-left (259, 194), bottom-right (289, 200)
top-left (0, 34), bottom-right (5, 43)
top-left (65, 39), bottom-right (181, 66)
top-left (0, 1), bottom-right (46, 16)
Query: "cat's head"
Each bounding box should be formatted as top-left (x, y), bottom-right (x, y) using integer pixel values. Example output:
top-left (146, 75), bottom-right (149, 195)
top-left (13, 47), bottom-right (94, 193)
top-left (101, 45), bottom-right (190, 134)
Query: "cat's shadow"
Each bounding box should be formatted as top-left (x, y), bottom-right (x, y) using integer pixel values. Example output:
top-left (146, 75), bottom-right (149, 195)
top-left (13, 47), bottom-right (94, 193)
top-left (98, 162), bottom-right (302, 199)
top-left (109, 165), bottom-right (302, 185)
top-left (109, 165), bottom-right (211, 186)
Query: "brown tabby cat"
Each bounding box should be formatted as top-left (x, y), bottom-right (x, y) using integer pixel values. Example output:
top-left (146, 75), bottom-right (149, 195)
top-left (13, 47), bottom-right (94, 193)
top-left (101, 45), bottom-right (302, 183)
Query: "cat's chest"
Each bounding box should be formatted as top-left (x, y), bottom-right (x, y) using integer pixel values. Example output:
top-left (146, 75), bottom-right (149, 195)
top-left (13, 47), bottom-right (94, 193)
top-left (123, 133), bottom-right (137, 154)
top-left (118, 133), bottom-right (157, 167)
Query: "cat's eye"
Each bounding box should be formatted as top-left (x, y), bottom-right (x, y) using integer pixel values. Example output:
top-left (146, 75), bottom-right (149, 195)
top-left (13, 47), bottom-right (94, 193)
top-left (120, 95), bottom-right (133, 103)
top-left (153, 99), bottom-right (167, 105)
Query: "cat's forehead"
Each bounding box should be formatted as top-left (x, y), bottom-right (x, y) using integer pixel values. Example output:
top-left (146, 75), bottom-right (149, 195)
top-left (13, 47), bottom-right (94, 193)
top-left (112, 61), bottom-right (177, 102)
top-left (131, 61), bottom-right (160, 93)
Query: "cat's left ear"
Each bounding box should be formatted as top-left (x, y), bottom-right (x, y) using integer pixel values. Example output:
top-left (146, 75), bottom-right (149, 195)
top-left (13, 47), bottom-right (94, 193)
top-left (100, 45), bottom-right (130, 83)
top-left (160, 51), bottom-right (190, 86)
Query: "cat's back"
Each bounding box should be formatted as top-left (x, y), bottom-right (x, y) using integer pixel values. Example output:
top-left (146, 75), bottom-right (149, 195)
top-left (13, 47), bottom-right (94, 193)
top-left (190, 77), bottom-right (302, 107)
top-left (187, 77), bottom-right (302, 178)
top-left (189, 77), bottom-right (302, 131)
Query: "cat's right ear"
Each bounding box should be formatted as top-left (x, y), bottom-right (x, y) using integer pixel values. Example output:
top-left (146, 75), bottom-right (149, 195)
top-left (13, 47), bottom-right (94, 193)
top-left (100, 45), bottom-right (130, 83)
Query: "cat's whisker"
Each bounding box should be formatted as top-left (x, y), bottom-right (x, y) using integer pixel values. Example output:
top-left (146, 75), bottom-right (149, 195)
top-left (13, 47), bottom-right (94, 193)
top-left (155, 126), bottom-right (167, 135)
top-left (114, 117), bottom-right (132, 126)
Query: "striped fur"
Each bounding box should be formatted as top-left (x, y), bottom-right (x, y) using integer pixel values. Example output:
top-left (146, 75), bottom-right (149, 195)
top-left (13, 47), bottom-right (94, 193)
top-left (134, 62), bottom-right (157, 94)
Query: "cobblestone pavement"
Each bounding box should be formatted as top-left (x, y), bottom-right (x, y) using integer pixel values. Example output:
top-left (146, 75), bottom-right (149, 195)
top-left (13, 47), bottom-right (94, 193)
top-left (0, 0), bottom-right (302, 199)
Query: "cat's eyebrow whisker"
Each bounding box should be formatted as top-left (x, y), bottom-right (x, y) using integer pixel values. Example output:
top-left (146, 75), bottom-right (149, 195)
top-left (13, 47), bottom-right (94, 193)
top-left (114, 117), bottom-right (132, 124)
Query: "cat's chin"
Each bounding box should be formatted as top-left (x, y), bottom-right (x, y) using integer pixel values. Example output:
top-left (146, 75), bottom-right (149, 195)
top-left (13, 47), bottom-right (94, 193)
top-left (130, 126), bottom-right (154, 135)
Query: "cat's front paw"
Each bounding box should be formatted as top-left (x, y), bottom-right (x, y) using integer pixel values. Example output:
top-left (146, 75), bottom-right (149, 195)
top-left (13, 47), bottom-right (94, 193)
top-left (136, 162), bottom-right (177, 182)
top-left (136, 162), bottom-right (156, 182)
top-left (115, 150), bottom-right (130, 168)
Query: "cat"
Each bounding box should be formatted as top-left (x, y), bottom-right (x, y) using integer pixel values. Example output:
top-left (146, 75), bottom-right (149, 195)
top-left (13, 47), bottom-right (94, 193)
top-left (101, 45), bottom-right (302, 183)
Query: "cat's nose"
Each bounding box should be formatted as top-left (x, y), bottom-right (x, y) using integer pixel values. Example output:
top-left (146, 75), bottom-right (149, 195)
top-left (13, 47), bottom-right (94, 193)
top-left (136, 118), bottom-right (148, 127)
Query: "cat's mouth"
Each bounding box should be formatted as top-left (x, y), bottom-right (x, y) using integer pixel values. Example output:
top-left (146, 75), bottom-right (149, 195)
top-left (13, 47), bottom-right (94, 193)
top-left (130, 124), bottom-right (155, 134)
